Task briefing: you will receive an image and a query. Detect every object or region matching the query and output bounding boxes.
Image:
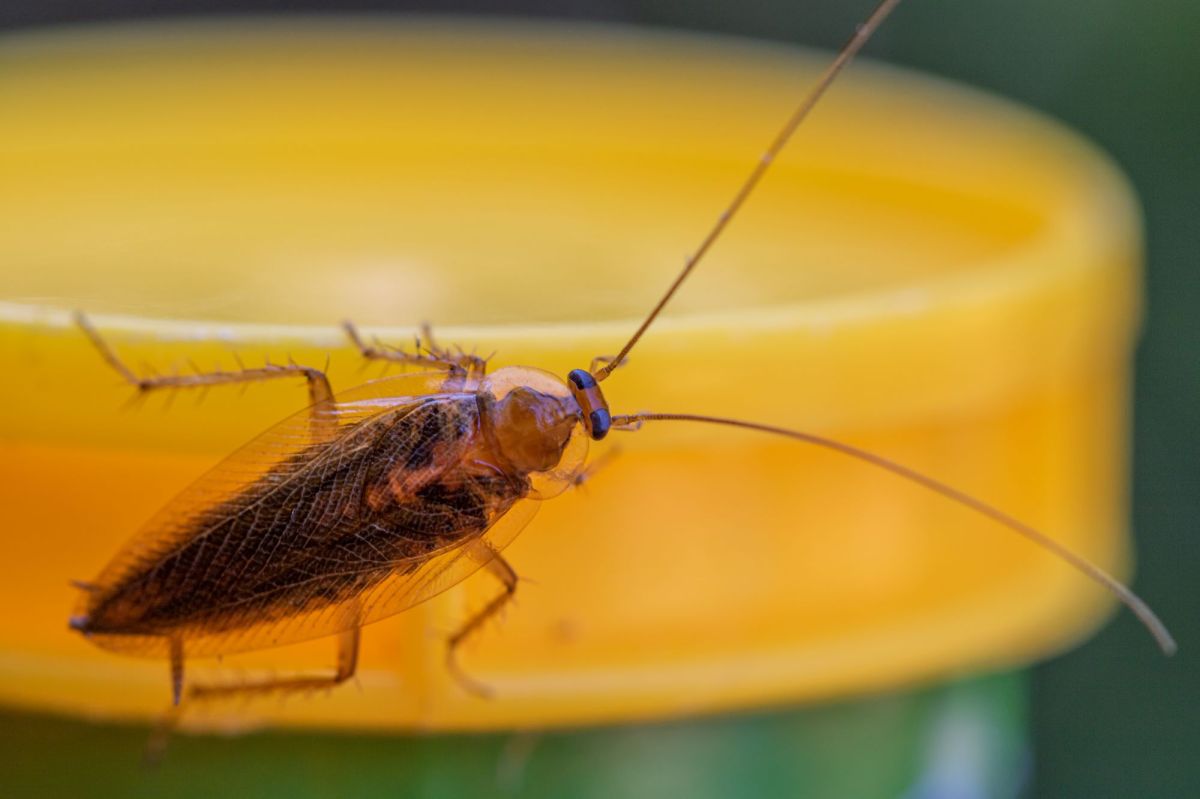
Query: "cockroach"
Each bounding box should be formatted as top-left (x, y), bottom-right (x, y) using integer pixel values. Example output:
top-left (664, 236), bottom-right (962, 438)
top-left (68, 0), bottom-right (1175, 752)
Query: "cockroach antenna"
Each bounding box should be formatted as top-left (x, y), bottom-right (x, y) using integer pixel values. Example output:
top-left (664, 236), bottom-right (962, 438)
top-left (609, 413), bottom-right (1178, 655)
top-left (574, 0), bottom-right (1177, 655)
top-left (591, 0), bottom-right (905, 383)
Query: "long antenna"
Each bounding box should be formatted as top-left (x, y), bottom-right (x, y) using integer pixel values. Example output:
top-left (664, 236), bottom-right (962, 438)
top-left (612, 411), bottom-right (1178, 655)
top-left (592, 0), bottom-right (905, 382)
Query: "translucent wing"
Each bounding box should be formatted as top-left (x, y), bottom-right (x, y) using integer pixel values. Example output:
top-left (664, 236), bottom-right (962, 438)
top-left (85, 372), bottom-right (452, 596)
top-left (204, 498), bottom-right (540, 658)
top-left (76, 371), bottom-right (541, 658)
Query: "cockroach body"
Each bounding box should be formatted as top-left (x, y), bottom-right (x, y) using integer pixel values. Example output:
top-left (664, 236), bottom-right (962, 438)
top-left (68, 0), bottom-right (1174, 754)
top-left (70, 360), bottom-right (590, 704)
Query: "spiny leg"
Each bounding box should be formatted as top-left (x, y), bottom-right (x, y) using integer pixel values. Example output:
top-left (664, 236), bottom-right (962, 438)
top-left (446, 540), bottom-right (518, 698)
top-left (416, 322), bottom-right (491, 379)
top-left (76, 311), bottom-right (337, 442)
top-left (343, 320), bottom-right (488, 380)
top-left (146, 626), bottom-right (361, 764)
top-left (191, 627), bottom-right (360, 704)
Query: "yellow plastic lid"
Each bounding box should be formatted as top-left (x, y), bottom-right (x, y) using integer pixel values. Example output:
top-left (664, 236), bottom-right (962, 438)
top-left (0, 19), bottom-right (1141, 731)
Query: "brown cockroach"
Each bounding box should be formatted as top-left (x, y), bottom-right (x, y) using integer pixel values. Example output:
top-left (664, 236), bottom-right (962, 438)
top-left (68, 0), bottom-right (1175, 749)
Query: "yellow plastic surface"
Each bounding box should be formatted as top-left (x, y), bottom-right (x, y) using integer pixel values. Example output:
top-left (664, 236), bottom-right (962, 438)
top-left (0, 20), bottom-right (1142, 732)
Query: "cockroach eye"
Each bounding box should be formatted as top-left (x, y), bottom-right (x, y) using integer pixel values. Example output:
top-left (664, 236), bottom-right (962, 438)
top-left (567, 369), bottom-right (611, 440)
top-left (588, 409), bottom-right (611, 440)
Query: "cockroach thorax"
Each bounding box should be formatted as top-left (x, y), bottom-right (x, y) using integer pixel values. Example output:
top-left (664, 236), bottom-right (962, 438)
top-left (480, 366), bottom-right (584, 475)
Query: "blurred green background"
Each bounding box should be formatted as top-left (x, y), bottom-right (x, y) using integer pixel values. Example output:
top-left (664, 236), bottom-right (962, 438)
top-left (2, 1), bottom-right (1195, 796)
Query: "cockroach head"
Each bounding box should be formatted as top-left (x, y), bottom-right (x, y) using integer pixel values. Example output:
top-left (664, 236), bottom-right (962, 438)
top-left (566, 369), bottom-right (610, 440)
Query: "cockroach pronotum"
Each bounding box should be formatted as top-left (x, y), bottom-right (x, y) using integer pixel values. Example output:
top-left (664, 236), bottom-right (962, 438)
top-left (67, 0), bottom-right (1175, 755)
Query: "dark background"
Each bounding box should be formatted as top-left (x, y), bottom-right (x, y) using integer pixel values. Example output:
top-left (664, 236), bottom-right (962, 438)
top-left (2, 1), bottom-right (1196, 796)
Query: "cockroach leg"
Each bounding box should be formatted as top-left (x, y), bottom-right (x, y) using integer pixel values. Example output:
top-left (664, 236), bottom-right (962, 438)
top-left (445, 540), bottom-right (517, 698)
top-left (145, 636), bottom-right (186, 766)
top-left (417, 322), bottom-right (492, 377)
top-left (190, 626), bottom-right (361, 703)
top-left (169, 636), bottom-right (185, 707)
top-left (342, 319), bottom-right (488, 379)
top-left (75, 311), bottom-right (337, 441)
top-left (572, 445), bottom-right (621, 491)
top-left (146, 625), bottom-right (362, 764)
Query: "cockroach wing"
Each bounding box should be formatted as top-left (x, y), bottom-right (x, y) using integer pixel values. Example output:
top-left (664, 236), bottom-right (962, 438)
top-left (85, 372), bottom-right (452, 596)
top-left (161, 495), bottom-right (541, 660)
top-left (240, 497), bottom-right (541, 656)
top-left (77, 371), bottom-right (536, 658)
